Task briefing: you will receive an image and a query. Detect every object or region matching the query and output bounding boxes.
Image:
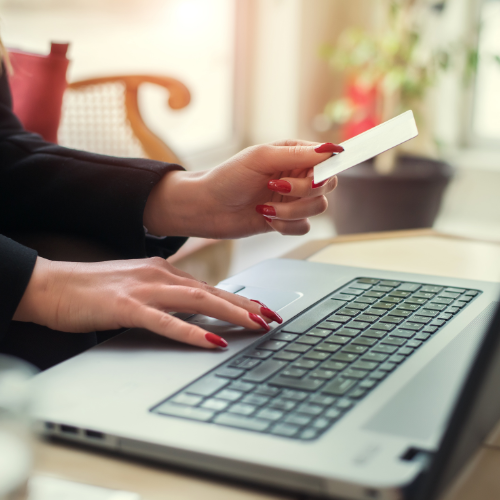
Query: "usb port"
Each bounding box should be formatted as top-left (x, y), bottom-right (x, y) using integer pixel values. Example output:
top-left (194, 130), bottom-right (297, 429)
top-left (84, 429), bottom-right (104, 439)
top-left (60, 425), bottom-right (78, 434)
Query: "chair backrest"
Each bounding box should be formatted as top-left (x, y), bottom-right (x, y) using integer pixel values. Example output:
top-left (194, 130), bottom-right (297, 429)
top-left (58, 75), bottom-right (191, 164)
top-left (8, 43), bottom-right (70, 143)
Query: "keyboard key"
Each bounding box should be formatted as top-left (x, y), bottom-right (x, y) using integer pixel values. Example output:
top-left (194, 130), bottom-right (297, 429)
top-left (303, 351), bottom-right (330, 361)
top-left (407, 340), bottom-right (423, 348)
top-left (381, 336), bottom-right (406, 347)
top-left (270, 376), bottom-right (325, 392)
top-left (228, 403), bottom-right (257, 416)
top-left (284, 413), bottom-right (312, 426)
top-left (372, 322), bottom-right (395, 332)
top-left (331, 352), bottom-right (358, 363)
top-left (253, 385), bottom-right (281, 397)
top-left (373, 302), bottom-right (394, 310)
top-left (398, 347), bottom-right (414, 356)
top-left (389, 354), bottom-right (405, 364)
top-left (242, 360), bottom-right (287, 383)
top-left (309, 394), bottom-right (337, 406)
top-left (362, 329), bottom-right (387, 339)
top-left (337, 308), bottom-right (360, 317)
top-left (421, 285), bottom-right (443, 293)
top-left (246, 349), bottom-right (273, 360)
top-left (296, 336), bottom-right (322, 346)
top-left (268, 399), bottom-right (298, 412)
top-left (347, 303), bottom-right (369, 311)
top-left (285, 343), bottom-right (310, 353)
top-left (322, 360), bottom-right (347, 371)
top-left (273, 351), bottom-right (300, 361)
top-left (327, 315), bottom-right (351, 324)
top-left (446, 306), bottom-right (460, 314)
top-left (413, 292), bottom-right (435, 299)
top-left (379, 280), bottom-right (400, 287)
top-left (309, 369), bottom-right (337, 380)
top-left (314, 343), bottom-right (341, 353)
top-left (423, 326), bottom-right (438, 334)
top-left (317, 322), bottom-right (341, 330)
top-left (362, 352), bottom-right (388, 362)
top-left (359, 379), bottom-right (377, 389)
top-left (324, 407), bottom-right (342, 419)
top-left (171, 393), bottom-right (203, 406)
top-left (445, 287), bottom-right (465, 294)
top-left (272, 332), bottom-right (299, 342)
top-left (400, 322), bottom-right (423, 331)
top-left (299, 428), bottom-right (320, 440)
top-left (349, 388), bottom-right (367, 399)
top-left (365, 308), bottom-right (386, 317)
top-left (336, 327), bottom-right (360, 337)
top-left (336, 398), bottom-right (354, 410)
top-left (415, 333), bottom-right (430, 341)
top-left (357, 278), bottom-right (380, 285)
top-left (372, 344), bottom-right (398, 354)
top-left (325, 335), bottom-right (350, 345)
top-left (271, 423), bottom-right (300, 437)
top-left (381, 316), bottom-right (403, 324)
top-left (432, 298), bottom-right (454, 305)
top-left (341, 287), bottom-right (365, 296)
top-left (322, 377), bottom-right (357, 396)
top-left (281, 389), bottom-right (309, 401)
top-left (214, 413), bottom-right (270, 432)
top-left (464, 290), bottom-right (479, 296)
top-left (311, 417), bottom-right (331, 430)
top-left (438, 313), bottom-right (453, 321)
top-left (357, 314), bottom-right (379, 323)
top-left (406, 298), bottom-right (428, 305)
top-left (364, 291), bottom-right (386, 298)
top-left (349, 282), bottom-right (373, 290)
top-left (418, 308), bottom-right (439, 316)
top-left (156, 403), bottom-right (215, 421)
top-left (297, 403), bottom-right (324, 416)
top-left (397, 283), bottom-right (421, 292)
top-left (215, 367), bottom-right (244, 379)
top-left (202, 398), bottom-right (230, 411)
top-left (397, 303), bottom-right (421, 312)
top-left (308, 328), bottom-right (332, 338)
top-left (281, 368), bottom-right (307, 378)
top-left (410, 316), bottom-right (431, 324)
top-left (343, 368), bottom-right (368, 380)
top-left (282, 299), bottom-right (347, 334)
top-left (230, 357), bottom-right (261, 370)
top-left (369, 371), bottom-right (387, 380)
top-left (372, 285), bottom-right (392, 292)
top-left (379, 362), bottom-right (397, 372)
top-left (293, 360), bottom-right (319, 370)
top-left (440, 292), bottom-right (460, 299)
top-left (217, 389), bottom-right (243, 402)
top-left (382, 296), bottom-right (403, 304)
top-left (388, 290), bottom-right (411, 298)
top-left (352, 360), bottom-right (378, 370)
top-left (391, 328), bottom-right (415, 338)
top-left (256, 408), bottom-right (284, 421)
top-left (342, 345), bottom-right (368, 355)
top-left (390, 309), bottom-right (412, 317)
top-left (349, 321), bottom-right (371, 330)
top-left (228, 381), bottom-right (256, 392)
top-left (331, 293), bottom-right (356, 301)
top-left (186, 376), bottom-right (229, 397)
top-left (352, 337), bottom-right (377, 347)
top-left (242, 394), bottom-right (269, 406)
top-left (354, 297), bottom-right (377, 304)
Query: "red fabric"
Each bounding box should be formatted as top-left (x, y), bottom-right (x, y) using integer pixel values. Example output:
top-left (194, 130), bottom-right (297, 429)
top-left (341, 78), bottom-right (380, 142)
top-left (7, 43), bottom-right (70, 143)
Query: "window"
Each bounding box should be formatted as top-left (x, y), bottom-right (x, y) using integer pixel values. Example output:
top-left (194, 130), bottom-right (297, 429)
top-left (0, 0), bottom-right (240, 166)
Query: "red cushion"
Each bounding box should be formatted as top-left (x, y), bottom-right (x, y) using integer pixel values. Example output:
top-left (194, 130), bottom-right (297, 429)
top-left (7, 43), bottom-right (70, 143)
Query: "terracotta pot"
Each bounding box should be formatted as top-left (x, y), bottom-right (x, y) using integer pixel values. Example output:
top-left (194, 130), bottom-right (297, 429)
top-left (327, 156), bottom-right (454, 235)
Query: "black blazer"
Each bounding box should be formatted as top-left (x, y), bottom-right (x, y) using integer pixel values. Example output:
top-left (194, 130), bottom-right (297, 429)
top-left (0, 65), bottom-right (186, 346)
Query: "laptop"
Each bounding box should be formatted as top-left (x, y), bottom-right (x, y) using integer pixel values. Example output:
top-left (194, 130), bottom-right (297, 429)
top-left (32, 258), bottom-right (500, 499)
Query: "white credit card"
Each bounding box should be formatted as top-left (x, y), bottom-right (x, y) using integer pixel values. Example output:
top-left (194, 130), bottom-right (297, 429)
top-left (313, 110), bottom-right (418, 183)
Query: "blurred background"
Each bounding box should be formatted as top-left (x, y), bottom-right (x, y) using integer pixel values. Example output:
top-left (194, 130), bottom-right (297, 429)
top-left (1, 0), bottom-right (499, 278)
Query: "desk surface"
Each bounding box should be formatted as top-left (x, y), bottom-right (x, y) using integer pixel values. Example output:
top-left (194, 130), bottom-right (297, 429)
top-left (35, 229), bottom-right (500, 500)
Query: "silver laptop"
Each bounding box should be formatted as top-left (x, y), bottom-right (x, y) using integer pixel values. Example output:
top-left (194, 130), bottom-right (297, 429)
top-left (32, 258), bottom-right (500, 499)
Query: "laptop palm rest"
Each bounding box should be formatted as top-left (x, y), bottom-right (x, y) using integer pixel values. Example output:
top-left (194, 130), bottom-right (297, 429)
top-left (364, 303), bottom-right (496, 443)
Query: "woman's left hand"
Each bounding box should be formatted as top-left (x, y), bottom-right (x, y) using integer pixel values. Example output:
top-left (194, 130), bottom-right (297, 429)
top-left (143, 140), bottom-right (343, 239)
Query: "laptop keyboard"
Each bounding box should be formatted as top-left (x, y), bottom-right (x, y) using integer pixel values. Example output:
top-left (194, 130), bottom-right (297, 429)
top-left (152, 278), bottom-right (480, 440)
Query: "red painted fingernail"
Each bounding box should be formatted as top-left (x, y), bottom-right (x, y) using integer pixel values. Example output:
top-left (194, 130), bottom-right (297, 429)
top-left (256, 205), bottom-right (277, 217)
top-left (205, 332), bottom-right (228, 348)
top-left (263, 216), bottom-right (273, 223)
top-left (268, 179), bottom-right (292, 193)
top-left (314, 143), bottom-right (344, 153)
top-left (248, 312), bottom-right (271, 331)
top-left (260, 307), bottom-right (283, 324)
top-left (312, 179), bottom-right (328, 189)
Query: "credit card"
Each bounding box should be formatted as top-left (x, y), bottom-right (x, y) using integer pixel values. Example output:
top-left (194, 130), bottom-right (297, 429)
top-left (313, 110), bottom-right (418, 183)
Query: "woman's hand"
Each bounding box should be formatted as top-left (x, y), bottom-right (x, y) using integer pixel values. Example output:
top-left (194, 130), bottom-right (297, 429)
top-left (13, 256), bottom-right (282, 348)
top-left (143, 140), bottom-right (343, 239)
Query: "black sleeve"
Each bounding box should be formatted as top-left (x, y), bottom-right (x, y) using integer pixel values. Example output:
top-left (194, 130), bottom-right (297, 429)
top-left (0, 64), bottom-right (187, 337)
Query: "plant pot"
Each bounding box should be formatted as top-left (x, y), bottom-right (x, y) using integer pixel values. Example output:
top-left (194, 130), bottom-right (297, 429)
top-left (327, 155), bottom-right (454, 235)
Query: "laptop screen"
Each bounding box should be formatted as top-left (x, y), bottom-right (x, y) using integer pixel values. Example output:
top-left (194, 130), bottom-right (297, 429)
top-left (417, 300), bottom-right (500, 500)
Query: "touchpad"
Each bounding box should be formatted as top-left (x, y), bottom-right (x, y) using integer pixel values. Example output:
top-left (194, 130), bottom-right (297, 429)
top-left (364, 303), bottom-right (497, 442)
top-left (236, 286), bottom-right (301, 311)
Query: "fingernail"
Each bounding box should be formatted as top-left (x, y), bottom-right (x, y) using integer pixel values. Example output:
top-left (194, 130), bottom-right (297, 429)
top-left (200, 281), bottom-right (207, 285)
top-left (268, 179), bottom-right (292, 193)
top-left (248, 312), bottom-right (271, 331)
top-left (263, 216), bottom-right (273, 223)
top-left (205, 332), bottom-right (228, 348)
top-left (250, 299), bottom-right (267, 307)
top-left (314, 143), bottom-right (344, 153)
top-left (260, 307), bottom-right (283, 324)
top-left (312, 179), bottom-right (328, 189)
top-left (256, 205), bottom-right (277, 217)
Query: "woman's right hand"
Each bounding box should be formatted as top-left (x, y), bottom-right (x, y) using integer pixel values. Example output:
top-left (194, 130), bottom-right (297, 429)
top-left (13, 256), bottom-right (282, 348)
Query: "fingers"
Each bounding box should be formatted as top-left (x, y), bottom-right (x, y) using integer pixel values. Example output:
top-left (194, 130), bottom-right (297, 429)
top-left (249, 141), bottom-right (344, 174)
top-left (263, 218), bottom-right (311, 236)
top-left (268, 175), bottom-right (338, 198)
top-left (256, 195), bottom-right (328, 221)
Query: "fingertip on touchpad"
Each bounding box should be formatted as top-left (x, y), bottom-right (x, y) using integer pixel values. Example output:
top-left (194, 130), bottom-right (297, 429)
top-left (235, 287), bottom-right (302, 311)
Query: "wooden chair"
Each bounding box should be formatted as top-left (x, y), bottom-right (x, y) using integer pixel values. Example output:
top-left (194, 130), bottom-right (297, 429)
top-left (58, 75), bottom-right (233, 285)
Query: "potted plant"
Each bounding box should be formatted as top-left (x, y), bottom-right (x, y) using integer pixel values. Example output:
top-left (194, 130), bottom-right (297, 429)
top-left (318, 0), bottom-right (480, 234)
